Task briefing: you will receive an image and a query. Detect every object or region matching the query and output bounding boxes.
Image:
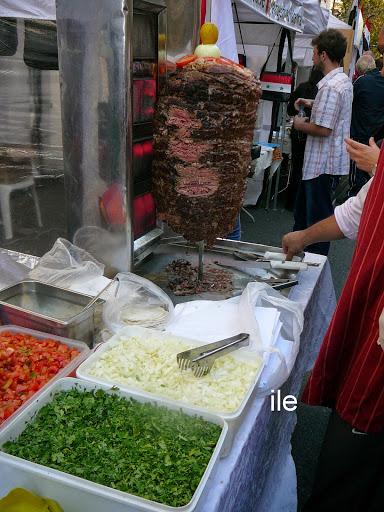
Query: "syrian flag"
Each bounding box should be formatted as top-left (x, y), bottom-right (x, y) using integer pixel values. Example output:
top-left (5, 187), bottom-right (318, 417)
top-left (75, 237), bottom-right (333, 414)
top-left (260, 72), bottom-right (293, 94)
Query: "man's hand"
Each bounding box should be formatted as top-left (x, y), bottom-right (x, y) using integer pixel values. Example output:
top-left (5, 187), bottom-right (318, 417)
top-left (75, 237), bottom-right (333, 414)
top-left (282, 216), bottom-right (344, 259)
top-left (345, 137), bottom-right (380, 173)
top-left (282, 230), bottom-right (307, 261)
top-left (293, 115), bottom-right (309, 131)
top-left (378, 307), bottom-right (384, 350)
top-left (294, 97), bottom-right (313, 110)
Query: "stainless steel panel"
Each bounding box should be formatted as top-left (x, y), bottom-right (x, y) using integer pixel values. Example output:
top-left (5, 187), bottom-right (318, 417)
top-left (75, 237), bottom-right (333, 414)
top-left (56, 0), bottom-right (132, 271)
top-left (56, 0), bottom-right (167, 274)
top-left (0, 280), bottom-right (103, 346)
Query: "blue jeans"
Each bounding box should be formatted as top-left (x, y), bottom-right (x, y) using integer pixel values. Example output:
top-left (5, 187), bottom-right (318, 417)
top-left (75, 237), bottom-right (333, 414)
top-left (227, 215), bottom-right (241, 241)
top-left (293, 174), bottom-right (335, 256)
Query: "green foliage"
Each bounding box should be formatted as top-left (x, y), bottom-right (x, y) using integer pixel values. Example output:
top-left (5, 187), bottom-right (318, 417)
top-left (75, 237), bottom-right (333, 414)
top-left (336, 0), bottom-right (384, 56)
top-left (2, 389), bottom-right (222, 507)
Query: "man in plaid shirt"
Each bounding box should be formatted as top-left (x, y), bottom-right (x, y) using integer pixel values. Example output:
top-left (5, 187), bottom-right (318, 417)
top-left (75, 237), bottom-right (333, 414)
top-left (292, 29), bottom-right (353, 255)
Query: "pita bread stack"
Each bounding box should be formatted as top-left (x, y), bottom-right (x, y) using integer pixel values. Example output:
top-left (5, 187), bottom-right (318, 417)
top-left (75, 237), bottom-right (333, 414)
top-left (119, 304), bottom-right (169, 327)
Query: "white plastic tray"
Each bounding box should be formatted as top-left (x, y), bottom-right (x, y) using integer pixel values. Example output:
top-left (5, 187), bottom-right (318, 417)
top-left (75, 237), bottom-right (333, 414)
top-left (0, 325), bottom-right (89, 432)
top-left (0, 377), bottom-right (227, 512)
top-left (77, 325), bottom-right (265, 456)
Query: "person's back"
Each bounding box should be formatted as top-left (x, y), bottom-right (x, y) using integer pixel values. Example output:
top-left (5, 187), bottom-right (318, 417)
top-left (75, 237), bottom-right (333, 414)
top-left (351, 68), bottom-right (384, 144)
top-left (349, 54), bottom-right (384, 196)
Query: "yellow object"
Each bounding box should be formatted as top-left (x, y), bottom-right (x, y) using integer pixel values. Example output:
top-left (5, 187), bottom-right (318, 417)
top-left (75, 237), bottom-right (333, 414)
top-left (0, 488), bottom-right (64, 512)
top-left (194, 22), bottom-right (221, 58)
top-left (200, 22), bottom-right (218, 45)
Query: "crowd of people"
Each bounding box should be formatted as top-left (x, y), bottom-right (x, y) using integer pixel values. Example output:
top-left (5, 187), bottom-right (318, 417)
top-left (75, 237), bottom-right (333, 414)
top-left (281, 28), bottom-right (384, 511)
top-left (287, 29), bottom-right (384, 256)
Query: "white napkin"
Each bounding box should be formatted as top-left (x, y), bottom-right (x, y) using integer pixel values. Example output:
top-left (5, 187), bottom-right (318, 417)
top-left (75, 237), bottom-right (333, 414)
top-left (165, 297), bottom-right (281, 352)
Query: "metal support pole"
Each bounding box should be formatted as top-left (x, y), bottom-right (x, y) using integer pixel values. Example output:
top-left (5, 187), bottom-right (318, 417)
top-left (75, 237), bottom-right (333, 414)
top-left (197, 240), bottom-right (205, 281)
top-left (273, 102), bottom-right (287, 210)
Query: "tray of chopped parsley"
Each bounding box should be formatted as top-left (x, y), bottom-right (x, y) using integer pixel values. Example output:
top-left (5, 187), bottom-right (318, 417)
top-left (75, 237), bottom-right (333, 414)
top-left (0, 378), bottom-right (226, 510)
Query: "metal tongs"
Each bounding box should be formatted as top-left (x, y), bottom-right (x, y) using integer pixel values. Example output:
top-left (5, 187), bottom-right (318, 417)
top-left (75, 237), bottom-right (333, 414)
top-left (177, 333), bottom-right (250, 378)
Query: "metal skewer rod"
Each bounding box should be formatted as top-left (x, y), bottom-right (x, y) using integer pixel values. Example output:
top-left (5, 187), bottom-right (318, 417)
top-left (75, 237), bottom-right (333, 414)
top-left (197, 241), bottom-right (205, 281)
top-left (82, 276), bottom-right (117, 313)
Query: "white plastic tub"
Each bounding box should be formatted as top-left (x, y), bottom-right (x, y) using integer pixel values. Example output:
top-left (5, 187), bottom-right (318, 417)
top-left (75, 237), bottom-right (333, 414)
top-left (0, 325), bottom-right (89, 432)
top-left (0, 377), bottom-right (227, 512)
top-left (77, 325), bottom-right (265, 456)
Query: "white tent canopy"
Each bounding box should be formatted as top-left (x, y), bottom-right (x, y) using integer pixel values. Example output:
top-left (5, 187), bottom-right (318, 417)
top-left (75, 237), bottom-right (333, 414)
top-left (294, 10), bottom-right (352, 66)
top-left (232, 0), bottom-right (328, 74)
top-left (302, 0), bottom-right (329, 35)
top-left (233, 0), bottom-right (304, 34)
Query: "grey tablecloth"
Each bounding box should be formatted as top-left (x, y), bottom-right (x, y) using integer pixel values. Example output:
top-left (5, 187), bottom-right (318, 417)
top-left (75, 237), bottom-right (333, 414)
top-left (198, 255), bottom-right (336, 512)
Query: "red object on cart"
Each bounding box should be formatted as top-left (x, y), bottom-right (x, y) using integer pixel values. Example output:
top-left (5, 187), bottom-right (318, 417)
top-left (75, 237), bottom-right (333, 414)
top-left (100, 184), bottom-right (156, 239)
top-left (133, 192), bottom-right (156, 239)
top-left (99, 183), bottom-right (126, 227)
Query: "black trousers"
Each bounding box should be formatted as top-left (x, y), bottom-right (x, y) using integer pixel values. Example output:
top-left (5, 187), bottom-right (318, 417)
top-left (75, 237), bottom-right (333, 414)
top-left (293, 174), bottom-right (335, 256)
top-left (285, 138), bottom-right (305, 211)
top-left (304, 411), bottom-right (384, 512)
top-left (349, 160), bottom-right (370, 197)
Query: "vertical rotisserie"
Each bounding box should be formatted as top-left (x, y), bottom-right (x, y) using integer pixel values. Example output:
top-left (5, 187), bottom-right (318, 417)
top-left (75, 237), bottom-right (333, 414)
top-left (153, 57), bottom-right (262, 245)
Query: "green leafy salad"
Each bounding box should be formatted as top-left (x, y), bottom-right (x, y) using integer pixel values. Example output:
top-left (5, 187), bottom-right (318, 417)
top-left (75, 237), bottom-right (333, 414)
top-left (2, 388), bottom-right (222, 507)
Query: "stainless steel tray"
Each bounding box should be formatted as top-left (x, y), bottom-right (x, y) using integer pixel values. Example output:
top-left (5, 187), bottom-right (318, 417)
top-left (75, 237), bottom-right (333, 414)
top-left (0, 280), bottom-right (104, 346)
top-left (135, 238), bottom-right (300, 304)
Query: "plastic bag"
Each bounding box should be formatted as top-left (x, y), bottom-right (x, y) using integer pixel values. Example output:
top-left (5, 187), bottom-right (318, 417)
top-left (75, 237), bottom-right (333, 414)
top-left (29, 238), bottom-right (104, 288)
top-left (73, 226), bottom-right (129, 273)
top-left (103, 272), bottom-right (174, 333)
top-left (238, 282), bottom-right (304, 393)
top-left (239, 282), bottom-right (303, 349)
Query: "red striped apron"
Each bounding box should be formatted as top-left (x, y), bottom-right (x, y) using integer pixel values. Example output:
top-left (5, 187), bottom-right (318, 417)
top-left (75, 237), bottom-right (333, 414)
top-left (302, 148), bottom-right (384, 433)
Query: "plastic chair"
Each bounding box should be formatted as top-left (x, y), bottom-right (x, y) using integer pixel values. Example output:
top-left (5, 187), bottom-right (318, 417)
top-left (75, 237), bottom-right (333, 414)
top-left (0, 157), bottom-right (42, 240)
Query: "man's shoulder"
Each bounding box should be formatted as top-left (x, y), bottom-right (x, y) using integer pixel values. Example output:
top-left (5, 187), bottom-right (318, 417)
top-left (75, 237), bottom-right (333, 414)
top-left (356, 70), bottom-right (384, 92)
top-left (324, 71), bottom-right (352, 89)
top-left (320, 77), bottom-right (352, 97)
top-left (358, 69), bottom-right (384, 83)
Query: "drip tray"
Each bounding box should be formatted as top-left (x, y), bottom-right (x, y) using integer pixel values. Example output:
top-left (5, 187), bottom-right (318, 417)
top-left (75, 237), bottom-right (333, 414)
top-left (135, 239), bottom-right (299, 304)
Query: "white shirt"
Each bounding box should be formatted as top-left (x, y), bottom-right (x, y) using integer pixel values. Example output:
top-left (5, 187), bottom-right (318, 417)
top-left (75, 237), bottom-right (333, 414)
top-left (303, 67), bottom-right (353, 180)
top-left (334, 179), bottom-right (372, 239)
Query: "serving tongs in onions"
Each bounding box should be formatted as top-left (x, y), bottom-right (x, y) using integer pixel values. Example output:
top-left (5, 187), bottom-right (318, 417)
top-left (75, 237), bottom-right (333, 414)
top-left (177, 333), bottom-right (250, 378)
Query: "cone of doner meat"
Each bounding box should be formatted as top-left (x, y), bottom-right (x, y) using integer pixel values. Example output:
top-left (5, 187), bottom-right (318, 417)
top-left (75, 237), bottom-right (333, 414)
top-left (152, 34), bottom-right (261, 247)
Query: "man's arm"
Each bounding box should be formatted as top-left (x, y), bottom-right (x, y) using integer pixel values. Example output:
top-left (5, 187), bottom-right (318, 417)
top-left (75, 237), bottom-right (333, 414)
top-left (282, 216), bottom-right (344, 260)
top-left (282, 178), bottom-right (373, 259)
top-left (293, 117), bottom-right (332, 137)
top-left (295, 85), bottom-right (341, 138)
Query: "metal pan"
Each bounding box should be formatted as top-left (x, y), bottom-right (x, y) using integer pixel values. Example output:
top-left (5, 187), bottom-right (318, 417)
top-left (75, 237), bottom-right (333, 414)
top-left (0, 280), bottom-right (104, 346)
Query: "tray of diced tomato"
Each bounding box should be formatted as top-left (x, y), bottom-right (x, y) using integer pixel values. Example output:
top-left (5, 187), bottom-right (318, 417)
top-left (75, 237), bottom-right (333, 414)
top-left (0, 325), bottom-right (89, 429)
